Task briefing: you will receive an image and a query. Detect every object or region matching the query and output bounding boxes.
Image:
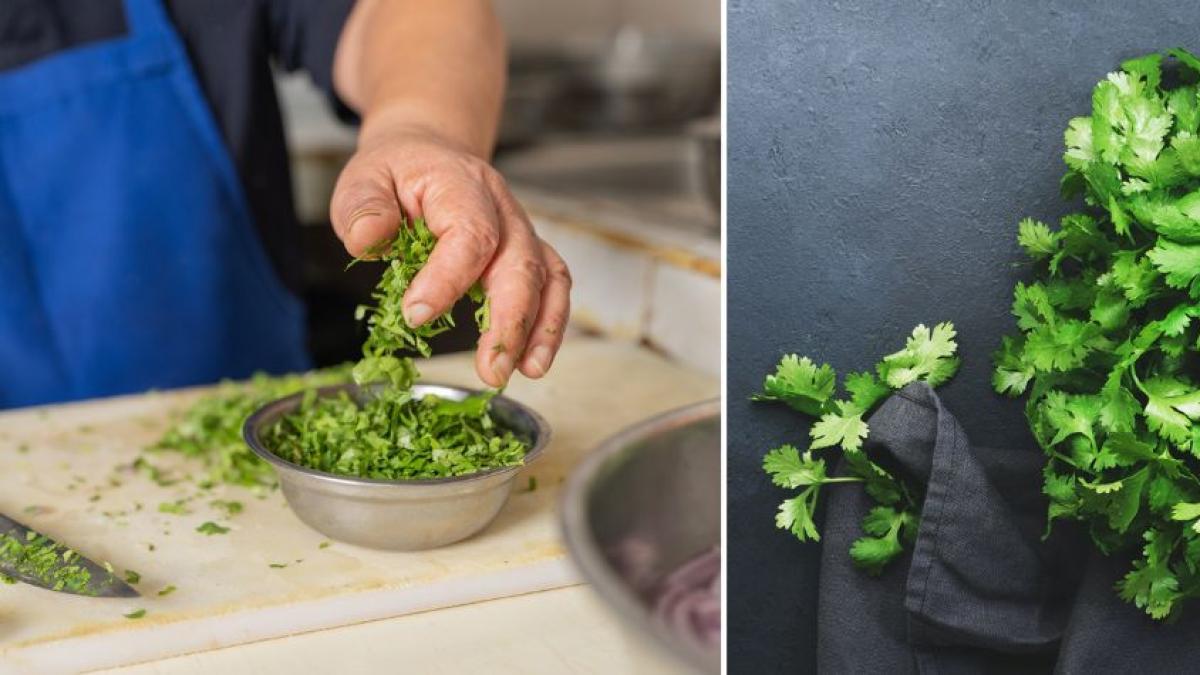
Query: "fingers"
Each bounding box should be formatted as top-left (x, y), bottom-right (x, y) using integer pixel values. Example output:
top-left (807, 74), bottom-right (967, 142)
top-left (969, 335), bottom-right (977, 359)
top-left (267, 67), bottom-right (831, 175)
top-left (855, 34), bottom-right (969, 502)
top-left (329, 157), bottom-right (403, 258)
top-left (519, 242), bottom-right (571, 379)
top-left (475, 190), bottom-right (547, 387)
top-left (400, 177), bottom-right (500, 328)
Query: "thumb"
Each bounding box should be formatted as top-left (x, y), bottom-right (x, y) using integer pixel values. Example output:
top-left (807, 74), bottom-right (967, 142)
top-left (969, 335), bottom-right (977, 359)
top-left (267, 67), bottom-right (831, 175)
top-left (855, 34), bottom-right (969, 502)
top-left (330, 159), bottom-right (404, 258)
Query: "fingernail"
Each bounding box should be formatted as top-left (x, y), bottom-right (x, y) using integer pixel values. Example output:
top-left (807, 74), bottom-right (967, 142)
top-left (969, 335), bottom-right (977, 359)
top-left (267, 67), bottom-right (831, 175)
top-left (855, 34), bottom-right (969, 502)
top-left (492, 352), bottom-right (514, 384)
top-left (404, 302), bottom-right (435, 328)
top-left (526, 345), bottom-right (553, 377)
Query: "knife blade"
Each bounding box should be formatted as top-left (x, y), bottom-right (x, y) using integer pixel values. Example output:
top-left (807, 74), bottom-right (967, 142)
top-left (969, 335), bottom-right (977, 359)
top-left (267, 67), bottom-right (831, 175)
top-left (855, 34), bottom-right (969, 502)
top-left (0, 513), bottom-right (139, 598)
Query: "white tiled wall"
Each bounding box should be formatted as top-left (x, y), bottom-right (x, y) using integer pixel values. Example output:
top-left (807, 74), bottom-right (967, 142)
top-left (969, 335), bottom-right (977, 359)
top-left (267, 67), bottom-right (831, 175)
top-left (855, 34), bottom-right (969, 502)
top-left (533, 215), bottom-right (720, 378)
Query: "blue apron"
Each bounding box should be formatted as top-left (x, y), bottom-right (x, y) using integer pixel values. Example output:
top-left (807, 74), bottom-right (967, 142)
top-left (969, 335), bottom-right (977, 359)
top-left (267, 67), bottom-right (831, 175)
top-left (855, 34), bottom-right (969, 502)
top-left (0, 0), bottom-right (310, 409)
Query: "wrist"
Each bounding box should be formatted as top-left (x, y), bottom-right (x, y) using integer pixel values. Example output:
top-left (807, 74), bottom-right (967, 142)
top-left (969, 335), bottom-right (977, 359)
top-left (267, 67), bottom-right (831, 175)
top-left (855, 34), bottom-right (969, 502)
top-left (358, 98), bottom-right (495, 160)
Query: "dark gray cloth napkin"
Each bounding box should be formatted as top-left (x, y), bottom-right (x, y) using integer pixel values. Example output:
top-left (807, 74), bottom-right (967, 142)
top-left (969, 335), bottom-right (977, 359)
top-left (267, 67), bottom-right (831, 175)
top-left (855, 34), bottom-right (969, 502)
top-left (813, 383), bottom-right (1200, 674)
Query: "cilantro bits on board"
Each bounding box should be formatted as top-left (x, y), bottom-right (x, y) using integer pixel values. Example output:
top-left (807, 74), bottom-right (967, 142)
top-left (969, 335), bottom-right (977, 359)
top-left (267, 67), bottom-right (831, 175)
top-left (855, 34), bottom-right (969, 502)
top-left (150, 367), bottom-right (354, 489)
top-left (995, 48), bottom-right (1200, 620)
top-left (757, 323), bottom-right (960, 574)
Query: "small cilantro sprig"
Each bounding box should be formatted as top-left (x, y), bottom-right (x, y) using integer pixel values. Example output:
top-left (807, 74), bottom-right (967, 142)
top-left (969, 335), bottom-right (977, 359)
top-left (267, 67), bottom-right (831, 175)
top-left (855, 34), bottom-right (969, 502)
top-left (756, 323), bottom-right (960, 574)
top-left (996, 48), bottom-right (1200, 620)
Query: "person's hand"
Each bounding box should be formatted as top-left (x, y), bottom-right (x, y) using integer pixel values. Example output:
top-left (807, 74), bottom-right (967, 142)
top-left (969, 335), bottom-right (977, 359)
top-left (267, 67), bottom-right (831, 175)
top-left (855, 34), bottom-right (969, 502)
top-left (329, 120), bottom-right (571, 388)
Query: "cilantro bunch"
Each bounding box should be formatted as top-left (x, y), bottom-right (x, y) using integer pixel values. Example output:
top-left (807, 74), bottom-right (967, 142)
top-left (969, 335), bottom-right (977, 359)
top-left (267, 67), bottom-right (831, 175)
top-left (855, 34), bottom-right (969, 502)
top-left (261, 387), bottom-right (527, 480)
top-left (756, 323), bottom-right (960, 573)
top-left (995, 49), bottom-right (1200, 620)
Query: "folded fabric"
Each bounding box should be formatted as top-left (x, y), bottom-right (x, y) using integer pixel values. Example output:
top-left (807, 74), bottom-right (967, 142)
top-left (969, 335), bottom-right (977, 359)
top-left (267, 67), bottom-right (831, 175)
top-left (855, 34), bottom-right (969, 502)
top-left (815, 383), bottom-right (1083, 673)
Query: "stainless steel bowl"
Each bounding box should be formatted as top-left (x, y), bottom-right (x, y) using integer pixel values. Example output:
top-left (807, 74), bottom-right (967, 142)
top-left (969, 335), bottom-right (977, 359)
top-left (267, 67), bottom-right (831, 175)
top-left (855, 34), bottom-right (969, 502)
top-left (244, 383), bottom-right (550, 550)
top-left (560, 400), bottom-right (720, 674)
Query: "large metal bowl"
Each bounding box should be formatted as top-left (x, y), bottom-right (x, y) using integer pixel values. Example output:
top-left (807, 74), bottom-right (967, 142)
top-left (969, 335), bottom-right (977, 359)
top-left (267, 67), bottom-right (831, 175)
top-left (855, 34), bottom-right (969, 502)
top-left (244, 383), bottom-right (550, 550)
top-left (560, 400), bottom-right (720, 674)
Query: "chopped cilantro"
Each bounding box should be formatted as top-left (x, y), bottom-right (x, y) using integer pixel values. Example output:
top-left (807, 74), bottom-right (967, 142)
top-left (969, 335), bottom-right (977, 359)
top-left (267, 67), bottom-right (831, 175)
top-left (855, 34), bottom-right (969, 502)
top-left (262, 387), bottom-right (527, 480)
top-left (210, 500), bottom-right (243, 517)
top-left (124, 569), bottom-right (140, 585)
top-left (124, 609), bottom-right (146, 619)
top-left (157, 585), bottom-right (176, 597)
top-left (0, 532), bottom-right (97, 594)
top-left (195, 522), bottom-right (229, 536)
top-left (157, 500), bottom-right (190, 516)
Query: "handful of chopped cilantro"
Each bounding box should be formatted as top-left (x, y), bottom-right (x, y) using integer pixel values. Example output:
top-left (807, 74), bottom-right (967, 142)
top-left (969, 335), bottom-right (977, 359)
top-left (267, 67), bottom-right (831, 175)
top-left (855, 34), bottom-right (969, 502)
top-left (352, 217), bottom-right (488, 388)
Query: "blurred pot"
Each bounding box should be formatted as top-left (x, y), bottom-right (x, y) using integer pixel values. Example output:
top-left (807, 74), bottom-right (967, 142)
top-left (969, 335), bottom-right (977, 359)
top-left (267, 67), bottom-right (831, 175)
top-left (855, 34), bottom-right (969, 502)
top-left (560, 400), bottom-right (721, 674)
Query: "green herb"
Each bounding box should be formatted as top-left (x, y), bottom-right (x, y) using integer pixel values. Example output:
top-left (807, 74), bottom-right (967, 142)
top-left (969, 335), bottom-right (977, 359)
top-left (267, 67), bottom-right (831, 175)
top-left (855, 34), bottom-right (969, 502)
top-left (0, 532), bottom-right (97, 594)
top-left (150, 367), bottom-right (353, 488)
top-left (124, 609), bottom-right (146, 619)
top-left (157, 500), bottom-right (190, 516)
top-left (995, 48), bottom-right (1200, 620)
top-left (262, 387), bottom-right (527, 480)
top-left (318, 541), bottom-right (331, 549)
top-left (147, 218), bottom-right (512, 490)
top-left (133, 457), bottom-right (180, 487)
top-left (269, 562), bottom-right (288, 569)
top-left (195, 522), bottom-right (229, 536)
top-left (210, 500), bottom-right (243, 517)
top-left (352, 218), bottom-right (488, 387)
top-left (524, 476), bottom-right (538, 493)
top-left (124, 569), bottom-right (140, 585)
top-left (157, 585), bottom-right (176, 596)
top-left (756, 323), bottom-right (960, 574)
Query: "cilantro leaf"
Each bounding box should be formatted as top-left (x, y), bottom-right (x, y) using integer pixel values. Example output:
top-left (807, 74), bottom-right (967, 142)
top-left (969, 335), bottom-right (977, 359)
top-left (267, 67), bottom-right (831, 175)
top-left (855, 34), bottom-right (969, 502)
top-left (850, 507), bottom-right (914, 576)
top-left (809, 402), bottom-right (869, 453)
top-left (776, 488), bottom-right (821, 542)
top-left (751, 355), bottom-right (836, 415)
top-left (763, 445), bottom-right (826, 488)
top-left (877, 322), bottom-right (960, 388)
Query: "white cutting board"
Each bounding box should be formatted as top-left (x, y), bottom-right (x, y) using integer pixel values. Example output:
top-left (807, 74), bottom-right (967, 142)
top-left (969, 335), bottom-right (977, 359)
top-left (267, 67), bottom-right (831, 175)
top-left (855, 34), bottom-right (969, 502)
top-left (0, 338), bottom-right (717, 674)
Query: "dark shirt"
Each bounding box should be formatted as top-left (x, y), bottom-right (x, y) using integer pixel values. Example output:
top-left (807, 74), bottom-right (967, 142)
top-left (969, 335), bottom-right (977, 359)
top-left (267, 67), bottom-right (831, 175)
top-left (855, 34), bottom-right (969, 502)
top-left (0, 0), bottom-right (357, 292)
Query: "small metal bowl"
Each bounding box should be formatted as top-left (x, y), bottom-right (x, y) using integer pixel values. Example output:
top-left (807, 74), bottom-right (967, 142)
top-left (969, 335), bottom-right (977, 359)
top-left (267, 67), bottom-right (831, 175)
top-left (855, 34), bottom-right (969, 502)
top-left (243, 382), bottom-right (550, 551)
top-left (560, 399), bottom-right (720, 674)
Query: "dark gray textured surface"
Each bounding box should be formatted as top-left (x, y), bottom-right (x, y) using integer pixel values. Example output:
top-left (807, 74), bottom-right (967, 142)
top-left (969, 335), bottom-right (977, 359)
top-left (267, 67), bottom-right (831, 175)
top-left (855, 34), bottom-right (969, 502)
top-left (727, 2), bottom-right (1200, 671)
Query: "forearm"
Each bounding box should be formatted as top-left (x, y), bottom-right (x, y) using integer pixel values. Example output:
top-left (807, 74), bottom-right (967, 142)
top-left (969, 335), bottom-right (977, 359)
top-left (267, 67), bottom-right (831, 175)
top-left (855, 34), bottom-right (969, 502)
top-left (333, 0), bottom-right (506, 159)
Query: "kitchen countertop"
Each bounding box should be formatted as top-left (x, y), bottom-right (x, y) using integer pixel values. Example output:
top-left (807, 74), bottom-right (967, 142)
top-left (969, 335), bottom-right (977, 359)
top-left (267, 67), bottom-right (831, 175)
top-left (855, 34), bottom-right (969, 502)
top-left (98, 586), bottom-right (632, 675)
top-left (0, 338), bottom-right (717, 674)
